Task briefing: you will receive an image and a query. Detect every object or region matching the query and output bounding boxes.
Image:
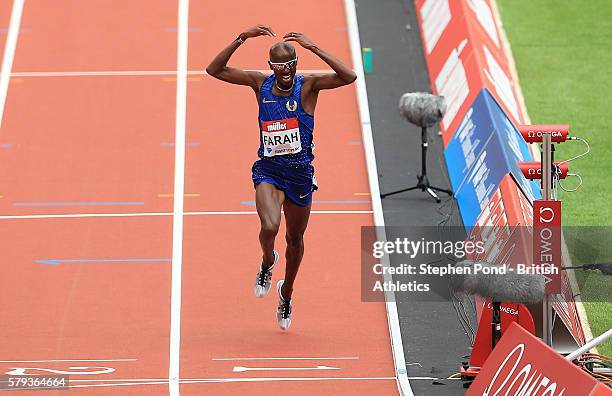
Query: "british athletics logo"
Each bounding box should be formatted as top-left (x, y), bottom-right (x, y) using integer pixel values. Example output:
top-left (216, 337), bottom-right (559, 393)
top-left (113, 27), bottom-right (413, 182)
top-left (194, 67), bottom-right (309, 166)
top-left (261, 118), bottom-right (302, 157)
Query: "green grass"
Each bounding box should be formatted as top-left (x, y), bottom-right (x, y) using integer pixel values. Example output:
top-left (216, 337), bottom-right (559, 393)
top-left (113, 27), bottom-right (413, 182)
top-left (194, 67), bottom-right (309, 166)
top-left (498, 0), bottom-right (612, 356)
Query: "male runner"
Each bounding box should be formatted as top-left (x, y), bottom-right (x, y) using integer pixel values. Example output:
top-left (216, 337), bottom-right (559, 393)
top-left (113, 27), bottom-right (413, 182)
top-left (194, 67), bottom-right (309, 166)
top-left (206, 24), bottom-right (356, 330)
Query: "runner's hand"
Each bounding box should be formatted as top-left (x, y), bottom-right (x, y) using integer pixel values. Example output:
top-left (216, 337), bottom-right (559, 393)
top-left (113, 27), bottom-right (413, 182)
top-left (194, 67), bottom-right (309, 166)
top-left (242, 24), bottom-right (276, 39)
top-left (283, 32), bottom-right (316, 50)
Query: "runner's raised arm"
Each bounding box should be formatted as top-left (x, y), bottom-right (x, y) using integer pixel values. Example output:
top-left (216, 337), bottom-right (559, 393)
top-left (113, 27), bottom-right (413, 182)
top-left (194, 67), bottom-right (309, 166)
top-left (206, 24), bottom-right (276, 90)
top-left (283, 32), bottom-right (356, 91)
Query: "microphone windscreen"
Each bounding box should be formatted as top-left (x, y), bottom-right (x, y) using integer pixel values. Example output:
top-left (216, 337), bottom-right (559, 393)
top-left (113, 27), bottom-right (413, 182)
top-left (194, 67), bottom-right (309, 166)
top-left (398, 92), bottom-right (446, 127)
top-left (451, 260), bottom-right (546, 304)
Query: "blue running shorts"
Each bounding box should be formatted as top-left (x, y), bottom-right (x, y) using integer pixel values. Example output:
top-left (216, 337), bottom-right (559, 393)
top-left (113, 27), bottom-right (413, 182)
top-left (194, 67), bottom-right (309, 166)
top-left (252, 159), bottom-right (318, 207)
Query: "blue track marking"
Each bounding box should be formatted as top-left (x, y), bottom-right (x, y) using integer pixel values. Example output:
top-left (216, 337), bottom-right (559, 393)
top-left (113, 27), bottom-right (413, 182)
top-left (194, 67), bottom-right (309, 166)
top-left (14, 201), bottom-right (145, 206)
top-left (240, 200), bottom-right (370, 205)
top-left (0, 143), bottom-right (13, 148)
top-left (37, 258), bottom-right (172, 265)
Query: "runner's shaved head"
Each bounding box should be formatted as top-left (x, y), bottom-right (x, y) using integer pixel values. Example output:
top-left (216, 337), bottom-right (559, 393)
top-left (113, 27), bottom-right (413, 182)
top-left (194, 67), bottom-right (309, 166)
top-left (269, 42), bottom-right (296, 61)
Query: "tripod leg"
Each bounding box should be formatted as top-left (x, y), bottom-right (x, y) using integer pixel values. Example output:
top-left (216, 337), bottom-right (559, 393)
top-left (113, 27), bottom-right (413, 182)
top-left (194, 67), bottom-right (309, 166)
top-left (429, 185), bottom-right (453, 196)
top-left (381, 126), bottom-right (453, 203)
top-left (381, 185), bottom-right (419, 198)
top-left (426, 188), bottom-right (441, 203)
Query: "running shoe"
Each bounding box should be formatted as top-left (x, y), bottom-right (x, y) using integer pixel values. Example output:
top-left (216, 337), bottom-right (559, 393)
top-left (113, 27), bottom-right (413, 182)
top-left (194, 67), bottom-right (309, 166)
top-left (276, 279), bottom-right (292, 331)
top-left (254, 250), bottom-right (279, 298)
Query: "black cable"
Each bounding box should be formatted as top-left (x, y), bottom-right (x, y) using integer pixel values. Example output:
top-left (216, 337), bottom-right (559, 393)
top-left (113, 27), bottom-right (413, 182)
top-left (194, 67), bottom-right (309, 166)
top-left (562, 262), bottom-right (612, 275)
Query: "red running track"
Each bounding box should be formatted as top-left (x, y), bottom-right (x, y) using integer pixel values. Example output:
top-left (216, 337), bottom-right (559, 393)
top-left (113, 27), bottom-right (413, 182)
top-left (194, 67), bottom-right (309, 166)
top-left (0, 1), bottom-right (401, 394)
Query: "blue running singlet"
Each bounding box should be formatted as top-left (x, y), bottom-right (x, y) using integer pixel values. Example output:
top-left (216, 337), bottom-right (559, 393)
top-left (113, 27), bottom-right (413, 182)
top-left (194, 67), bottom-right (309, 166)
top-left (257, 74), bottom-right (315, 167)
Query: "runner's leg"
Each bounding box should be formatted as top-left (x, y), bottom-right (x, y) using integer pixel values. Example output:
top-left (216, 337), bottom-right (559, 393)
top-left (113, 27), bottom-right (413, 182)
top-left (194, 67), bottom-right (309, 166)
top-left (281, 198), bottom-right (311, 299)
top-left (256, 182), bottom-right (285, 269)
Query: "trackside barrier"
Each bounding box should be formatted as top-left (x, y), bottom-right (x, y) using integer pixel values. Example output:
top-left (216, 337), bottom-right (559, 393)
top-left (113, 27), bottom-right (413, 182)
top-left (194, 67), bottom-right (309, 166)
top-left (413, 0), bottom-right (588, 380)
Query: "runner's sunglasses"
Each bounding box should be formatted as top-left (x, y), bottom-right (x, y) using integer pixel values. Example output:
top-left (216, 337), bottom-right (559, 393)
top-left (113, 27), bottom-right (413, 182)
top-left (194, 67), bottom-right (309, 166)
top-left (268, 58), bottom-right (298, 71)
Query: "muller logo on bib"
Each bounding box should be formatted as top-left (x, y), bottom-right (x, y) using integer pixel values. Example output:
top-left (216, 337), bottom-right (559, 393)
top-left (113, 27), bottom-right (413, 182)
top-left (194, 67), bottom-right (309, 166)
top-left (266, 121), bottom-right (287, 132)
top-left (261, 118), bottom-right (302, 157)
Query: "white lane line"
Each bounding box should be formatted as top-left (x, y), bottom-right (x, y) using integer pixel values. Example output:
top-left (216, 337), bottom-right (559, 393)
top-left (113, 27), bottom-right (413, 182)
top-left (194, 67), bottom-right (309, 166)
top-left (64, 376), bottom-right (395, 383)
top-left (9, 69), bottom-right (333, 77)
top-left (0, 210), bottom-right (373, 220)
top-left (233, 365), bottom-right (339, 372)
top-left (343, 1), bottom-right (414, 395)
top-left (0, 359), bottom-right (136, 363)
top-left (212, 356), bottom-right (359, 361)
top-left (169, 1), bottom-right (189, 395)
top-left (0, 0), bottom-right (25, 128)
top-left (56, 377), bottom-right (398, 389)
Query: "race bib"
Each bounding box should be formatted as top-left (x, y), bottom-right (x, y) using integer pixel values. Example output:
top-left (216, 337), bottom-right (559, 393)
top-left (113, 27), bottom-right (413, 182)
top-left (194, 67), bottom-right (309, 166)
top-left (261, 118), bottom-right (302, 157)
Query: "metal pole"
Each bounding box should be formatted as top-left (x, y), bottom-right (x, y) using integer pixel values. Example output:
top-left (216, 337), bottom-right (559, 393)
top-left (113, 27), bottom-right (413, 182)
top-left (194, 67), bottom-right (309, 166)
top-left (542, 132), bottom-right (552, 201)
top-left (421, 126), bottom-right (427, 179)
top-left (566, 328), bottom-right (612, 361)
top-left (541, 133), bottom-right (554, 346)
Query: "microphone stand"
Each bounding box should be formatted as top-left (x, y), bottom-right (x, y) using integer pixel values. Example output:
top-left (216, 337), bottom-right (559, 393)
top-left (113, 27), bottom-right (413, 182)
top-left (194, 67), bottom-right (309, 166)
top-left (381, 126), bottom-right (453, 202)
top-left (491, 301), bottom-right (502, 348)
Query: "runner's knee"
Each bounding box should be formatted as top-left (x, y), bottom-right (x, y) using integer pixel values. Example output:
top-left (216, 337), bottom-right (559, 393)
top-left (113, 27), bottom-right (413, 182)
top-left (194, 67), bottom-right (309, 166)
top-left (285, 232), bottom-right (304, 247)
top-left (261, 217), bottom-right (281, 236)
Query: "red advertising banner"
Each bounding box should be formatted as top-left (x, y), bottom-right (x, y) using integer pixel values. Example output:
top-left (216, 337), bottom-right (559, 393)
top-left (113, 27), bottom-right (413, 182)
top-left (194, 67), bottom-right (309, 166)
top-left (469, 174), bottom-right (533, 322)
top-left (467, 322), bottom-right (609, 395)
top-left (533, 200), bottom-right (562, 293)
top-left (415, 0), bottom-right (527, 146)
